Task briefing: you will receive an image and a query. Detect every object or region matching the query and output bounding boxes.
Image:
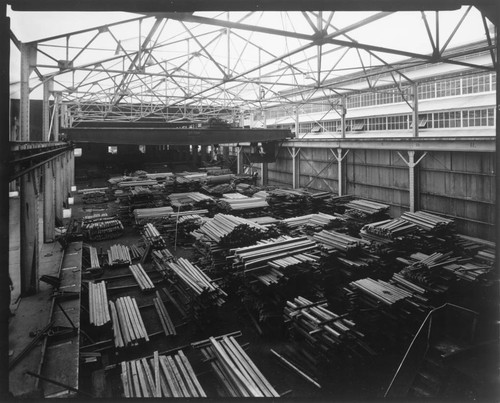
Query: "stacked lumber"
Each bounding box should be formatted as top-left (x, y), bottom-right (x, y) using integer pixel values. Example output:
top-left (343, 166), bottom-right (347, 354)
top-left (129, 264), bottom-right (155, 291)
top-left (401, 211), bottom-right (455, 232)
top-left (89, 246), bottom-right (100, 269)
top-left (107, 244), bottom-right (132, 266)
top-left (142, 223), bottom-right (167, 249)
top-left (153, 291), bottom-right (176, 336)
top-left (109, 296), bottom-right (149, 348)
top-left (82, 190), bottom-right (107, 204)
top-left (163, 258), bottom-right (226, 306)
top-left (284, 296), bottom-right (374, 359)
top-left (133, 206), bottom-right (174, 225)
top-left (81, 213), bottom-right (124, 241)
top-left (344, 199), bottom-right (390, 220)
top-left (360, 218), bottom-right (418, 244)
top-left (89, 281), bottom-right (110, 326)
top-left (313, 230), bottom-right (369, 253)
top-left (196, 336), bottom-right (279, 398)
top-left (129, 244), bottom-right (145, 261)
top-left (120, 350), bottom-right (206, 398)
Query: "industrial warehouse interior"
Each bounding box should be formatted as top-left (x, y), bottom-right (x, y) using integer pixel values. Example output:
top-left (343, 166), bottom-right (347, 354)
top-left (4, 0), bottom-right (499, 400)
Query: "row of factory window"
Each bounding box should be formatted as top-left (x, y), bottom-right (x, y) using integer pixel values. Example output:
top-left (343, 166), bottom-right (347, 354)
top-left (272, 107), bottom-right (495, 134)
top-left (265, 71), bottom-right (496, 120)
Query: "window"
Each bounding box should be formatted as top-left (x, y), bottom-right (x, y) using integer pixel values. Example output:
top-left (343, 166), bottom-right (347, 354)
top-left (351, 120), bottom-right (366, 131)
top-left (368, 117), bottom-right (387, 131)
top-left (436, 79), bottom-right (461, 97)
top-left (418, 82), bottom-right (436, 100)
top-left (387, 115), bottom-right (409, 130)
top-left (462, 108), bottom-right (495, 127)
top-left (462, 73), bottom-right (491, 94)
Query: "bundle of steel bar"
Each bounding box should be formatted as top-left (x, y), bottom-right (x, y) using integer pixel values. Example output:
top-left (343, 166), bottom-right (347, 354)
top-left (230, 236), bottom-right (319, 272)
top-left (152, 248), bottom-right (174, 264)
top-left (196, 336), bottom-right (279, 398)
top-left (145, 172), bottom-right (175, 181)
top-left (266, 188), bottom-right (314, 218)
top-left (109, 296), bottom-right (149, 348)
top-left (82, 214), bottom-right (124, 241)
top-left (118, 179), bottom-right (158, 188)
top-left (203, 173), bottom-right (234, 185)
top-left (360, 218), bottom-right (418, 243)
top-left (201, 183), bottom-right (235, 197)
top-left (129, 244), bottom-right (145, 261)
top-left (313, 230), bottom-right (369, 253)
top-left (142, 223), bottom-right (167, 249)
top-left (89, 246), bottom-right (100, 268)
top-left (194, 214), bottom-right (266, 244)
top-left (344, 199), bottom-right (390, 219)
top-left (400, 210), bottom-right (455, 232)
top-left (163, 258), bottom-right (226, 305)
top-left (282, 212), bottom-right (343, 235)
top-left (168, 192), bottom-right (214, 208)
top-left (350, 278), bottom-right (413, 306)
top-left (133, 206), bottom-right (174, 225)
top-left (89, 281), bottom-right (110, 326)
top-left (107, 244), bottom-right (132, 266)
top-left (153, 291), bottom-right (176, 336)
top-left (217, 197), bottom-right (269, 212)
top-left (78, 186), bottom-right (108, 194)
top-left (129, 264), bottom-right (155, 291)
top-left (82, 190), bottom-right (107, 204)
top-left (223, 193), bottom-right (249, 199)
top-left (120, 350), bottom-right (206, 397)
top-left (174, 176), bottom-right (202, 193)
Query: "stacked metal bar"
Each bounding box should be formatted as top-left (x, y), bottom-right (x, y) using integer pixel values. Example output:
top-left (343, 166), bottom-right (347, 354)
top-left (266, 188), bottom-right (314, 218)
top-left (344, 199), bottom-right (390, 220)
top-left (118, 179), bottom-right (158, 188)
top-left (153, 291), bottom-right (176, 336)
top-left (107, 244), bottom-right (132, 266)
top-left (120, 350), bottom-right (206, 398)
top-left (82, 213), bottom-right (124, 241)
top-left (89, 281), bottom-right (110, 326)
top-left (142, 223), bottom-right (167, 249)
top-left (89, 246), bottom-right (100, 268)
top-left (109, 296), bottom-right (149, 348)
top-left (282, 213), bottom-right (343, 236)
top-left (128, 244), bottom-right (145, 261)
top-left (400, 210), bottom-right (455, 232)
top-left (133, 206), bottom-right (174, 225)
top-left (360, 218), bottom-right (418, 244)
top-left (152, 248), bottom-right (174, 264)
top-left (313, 230), bottom-right (369, 253)
top-left (197, 336), bottom-right (279, 398)
top-left (129, 264), bottom-right (155, 291)
top-left (350, 278), bottom-right (413, 305)
top-left (168, 192), bottom-right (215, 211)
top-left (82, 190), bottom-right (107, 204)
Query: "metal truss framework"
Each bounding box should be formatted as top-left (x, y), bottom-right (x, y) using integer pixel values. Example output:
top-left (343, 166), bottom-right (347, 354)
top-left (11, 8), bottom-right (496, 126)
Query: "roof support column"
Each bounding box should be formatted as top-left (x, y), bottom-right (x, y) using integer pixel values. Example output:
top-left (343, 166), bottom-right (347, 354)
top-left (412, 84), bottom-right (419, 138)
top-left (295, 107), bottom-right (300, 137)
top-left (20, 43), bottom-right (35, 141)
top-left (192, 144), bottom-right (199, 167)
top-left (288, 147), bottom-right (301, 189)
top-left (69, 150), bottom-right (75, 190)
top-left (260, 162), bottom-right (268, 186)
top-left (43, 161), bottom-right (55, 242)
top-left (236, 145), bottom-right (244, 175)
top-left (42, 80), bottom-right (51, 141)
top-left (53, 92), bottom-right (60, 141)
top-left (20, 170), bottom-right (40, 295)
top-left (200, 145), bottom-right (208, 163)
top-left (331, 148), bottom-right (350, 196)
top-left (54, 155), bottom-right (64, 223)
top-left (340, 96), bottom-right (347, 139)
top-left (398, 151), bottom-right (427, 212)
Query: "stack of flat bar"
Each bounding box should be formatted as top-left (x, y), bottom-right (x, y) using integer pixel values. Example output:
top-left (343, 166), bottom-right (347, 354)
top-left (197, 336), bottom-right (279, 398)
top-left (163, 258), bottom-right (226, 306)
top-left (217, 197), bottom-right (269, 215)
top-left (142, 223), bottom-right (167, 249)
top-left (266, 188), bottom-right (314, 218)
top-left (129, 264), bottom-right (155, 291)
top-left (107, 244), bottom-right (132, 266)
top-left (168, 192), bottom-right (214, 209)
top-left (350, 278), bottom-right (413, 306)
top-left (89, 246), bottom-right (100, 268)
top-left (153, 291), bottom-right (176, 336)
top-left (400, 210), bottom-right (455, 232)
top-left (129, 244), bottom-right (145, 261)
top-left (133, 206), bottom-right (174, 225)
top-left (344, 199), bottom-right (390, 220)
top-left (109, 296), bottom-right (149, 348)
top-left (118, 179), bottom-right (158, 188)
top-left (195, 214), bottom-right (266, 243)
top-left (89, 281), bottom-right (110, 326)
top-left (360, 218), bottom-right (418, 243)
top-left (120, 350), bottom-right (206, 397)
top-left (283, 213), bottom-right (343, 236)
top-left (313, 230), bottom-right (369, 253)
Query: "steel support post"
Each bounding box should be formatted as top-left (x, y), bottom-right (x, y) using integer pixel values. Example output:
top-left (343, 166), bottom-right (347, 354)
top-left (20, 43), bottom-right (32, 141)
top-left (53, 92), bottom-right (60, 140)
top-left (70, 150), bottom-right (75, 189)
top-left (43, 161), bottom-right (55, 242)
top-left (200, 145), bottom-right (208, 163)
top-left (236, 146), bottom-right (244, 175)
top-left (42, 80), bottom-right (51, 141)
top-left (222, 145), bottom-right (229, 163)
top-left (260, 162), bottom-right (268, 186)
top-left (340, 96), bottom-right (346, 139)
top-left (412, 84), bottom-right (419, 138)
top-left (192, 144), bottom-right (198, 166)
top-left (54, 156), bottom-right (63, 222)
top-left (295, 107), bottom-right (300, 137)
top-left (288, 147), bottom-right (301, 189)
top-left (331, 148), bottom-right (350, 196)
top-left (20, 171), bottom-right (39, 294)
top-left (398, 151), bottom-right (427, 212)
top-left (63, 153), bottom-right (70, 203)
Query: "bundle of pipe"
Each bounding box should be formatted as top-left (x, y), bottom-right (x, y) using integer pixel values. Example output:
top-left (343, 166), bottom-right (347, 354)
top-left (129, 244), bottom-right (145, 261)
top-left (217, 197), bottom-right (269, 211)
top-left (129, 264), bottom-right (155, 291)
top-left (168, 192), bottom-right (214, 207)
top-left (312, 230), bottom-right (369, 253)
top-left (134, 206), bottom-right (174, 225)
top-left (142, 223), bottom-right (167, 249)
top-left (344, 199), bottom-right (390, 218)
top-left (107, 244), bottom-right (132, 266)
top-left (196, 336), bottom-right (279, 398)
top-left (109, 296), bottom-right (149, 348)
top-left (89, 281), bottom-right (110, 326)
top-left (195, 214), bottom-right (265, 243)
top-left (152, 248), bottom-right (174, 264)
top-left (120, 350), bottom-right (206, 398)
top-left (89, 246), bottom-right (100, 268)
top-left (118, 179), bottom-right (158, 188)
top-left (400, 211), bottom-right (455, 232)
top-left (153, 291), bottom-right (176, 336)
top-left (82, 190), bottom-right (107, 204)
top-left (350, 278), bottom-right (412, 306)
top-left (82, 213), bottom-right (124, 241)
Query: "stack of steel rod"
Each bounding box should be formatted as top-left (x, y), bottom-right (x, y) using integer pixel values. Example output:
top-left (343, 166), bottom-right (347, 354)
top-left (153, 291), bottom-right (176, 336)
top-left (82, 213), bottom-right (124, 241)
top-left (107, 244), bottom-right (132, 266)
top-left (142, 223), bottom-right (167, 249)
top-left (282, 213), bottom-right (343, 236)
top-left (129, 263), bottom-right (155, 291)
top-left (360, 218), bottom-right (418, 243)
top-left (152, 248), bottom-right (174, 264)
top-left (344, 199), bottom-right (390, 220)
top-left (194, 214), bottom-right (266, 244)
top-left (133, 206), bottom-right (174, 225)
top-left (196, 336), bottom-right (279, 398)
top-left (168, 192), bottom-right (215, 210)
top-left (313, 230), bottom-right (369, 253)
top-left (82, 190), bottom-right (107, 204)
top-left (129, 244), bottom-right (145, 261)
top-left (89, 281), bottom-right (110, 326)
top-left (163, 258), bottom-right (226, 306)
top-left (120, 350), bottom-right (206, 398)
top-left (89, 246), bottom-right (100, 268)
top-left (118, 179), bottom-right (158, 188)
top-left (349, 278), bottom-right (413, 306)
top-left (217, 197), bottom-right (269, 214)
top-left (400, 210), bottom-right (455, 232)
top-left (266, 188), bottom-right (314, 218)
top-left (109, 296), bottom-right (149, 348)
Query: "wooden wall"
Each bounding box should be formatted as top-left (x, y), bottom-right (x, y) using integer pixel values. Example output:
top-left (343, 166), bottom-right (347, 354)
top-left (266, 146), bottom-right (496, 241)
